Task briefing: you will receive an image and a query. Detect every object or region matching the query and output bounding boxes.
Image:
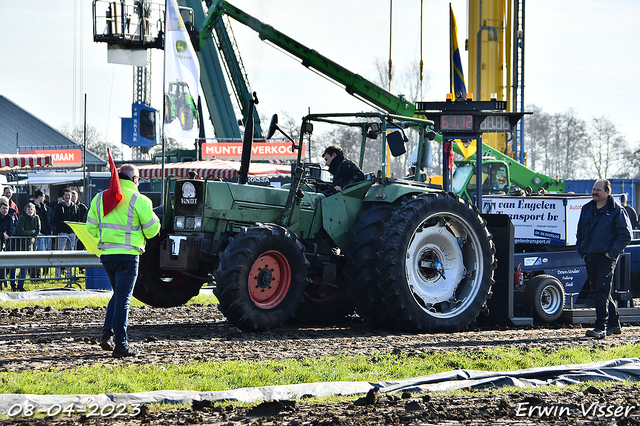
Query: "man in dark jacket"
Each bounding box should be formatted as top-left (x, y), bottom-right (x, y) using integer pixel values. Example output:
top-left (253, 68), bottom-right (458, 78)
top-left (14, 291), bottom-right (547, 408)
top-left (0, 196), bottom-right (16, 289)
top-left (3, 186), bottom-right (19, 217)
top-left (620, 193), bottom-right (639, 230)
top-left (576, 179), bottom-right (632, 339)
top-left (34, 189), bottom-right (54, 240)
top-left (53, 188), bottom-right (78, 250)
top-left (71, 190), bottom-right (88, 222)
top-left (322, 145), bottom-right (365, 195)
top-left (34, 189), bottom-right (54, 278)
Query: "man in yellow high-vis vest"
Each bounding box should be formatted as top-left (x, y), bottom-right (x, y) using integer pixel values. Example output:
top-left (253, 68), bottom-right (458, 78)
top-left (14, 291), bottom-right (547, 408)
top-left (87, 163), bottom-right (160, 357)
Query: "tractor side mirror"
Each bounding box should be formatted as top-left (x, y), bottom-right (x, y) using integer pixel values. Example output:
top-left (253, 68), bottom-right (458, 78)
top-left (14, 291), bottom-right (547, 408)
top-left (267, 114), bottom-right (279, 139)
top-left (266, 113), bottom-right (296, 144)
top-left (387, 131), bottom-right (407, 157)
top-left (302, 121), bottom-right (314, 135)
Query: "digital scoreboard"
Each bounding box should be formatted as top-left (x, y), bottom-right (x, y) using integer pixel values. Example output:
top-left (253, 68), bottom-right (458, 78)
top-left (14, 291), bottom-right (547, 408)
top-left (439, 114), bottom-right (513, 133)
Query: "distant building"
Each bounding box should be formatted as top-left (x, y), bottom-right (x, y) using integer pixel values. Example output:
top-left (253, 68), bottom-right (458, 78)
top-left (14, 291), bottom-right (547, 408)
top-left (0, 95), bottom-right (110, 206)
top-left (0, 95), bottom-right (106, 173)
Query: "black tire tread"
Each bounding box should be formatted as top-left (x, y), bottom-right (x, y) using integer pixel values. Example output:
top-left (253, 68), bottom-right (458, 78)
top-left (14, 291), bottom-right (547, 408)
top-left (377, 192), bottom-right (496, 332)
top-left (133, 234), bottom-right (205, 307)
top-left (344, 202), bottom-right (401, 327)
top-left (214, 223), bottom-right (309, 331)
top-left (524, 274), bottom-right (565, 323)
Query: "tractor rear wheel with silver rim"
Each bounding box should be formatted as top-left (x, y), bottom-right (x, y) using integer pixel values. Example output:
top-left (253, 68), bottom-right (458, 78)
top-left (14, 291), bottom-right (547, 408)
top-left (378, 192), bottom-right (495, 332)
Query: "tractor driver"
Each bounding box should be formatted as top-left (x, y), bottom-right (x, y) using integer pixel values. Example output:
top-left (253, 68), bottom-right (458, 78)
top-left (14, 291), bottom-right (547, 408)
top-left (322, 145), bottom-right (365, 195)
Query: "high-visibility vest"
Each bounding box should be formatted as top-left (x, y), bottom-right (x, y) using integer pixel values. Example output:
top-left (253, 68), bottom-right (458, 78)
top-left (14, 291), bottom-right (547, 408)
top-left (86, 179), bottom-right (160, 255)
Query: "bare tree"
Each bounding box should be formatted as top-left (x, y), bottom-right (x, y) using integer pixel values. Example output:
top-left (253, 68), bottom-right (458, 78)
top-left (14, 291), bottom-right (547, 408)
top-left (562, 110), bottom-right (588, 178)
top-left (550, 109), bottom-right (588, 179)
top-left (523, 105), bottom-right (551, 174)
top-left (59, 123), bottom-right (121, 160)
top-left (586, 116), bottom-right (626, 178)
top-left (620, 146), bottom-right (640, 178)
top-left (374, 58), bottom-right (394, 92)
top-left (316, 125), bottom-right (372, 171)
top-left (524, 106), bottom-right (589, 179)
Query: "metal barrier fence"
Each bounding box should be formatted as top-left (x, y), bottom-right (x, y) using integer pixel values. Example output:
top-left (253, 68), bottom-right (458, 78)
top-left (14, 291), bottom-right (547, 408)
top-left (0, 235), bottom-right (99, 289)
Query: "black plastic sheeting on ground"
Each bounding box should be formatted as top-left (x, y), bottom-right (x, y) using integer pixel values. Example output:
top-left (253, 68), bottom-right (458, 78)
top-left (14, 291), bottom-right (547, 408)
top-left (0, 358), bottom-right (639, 415)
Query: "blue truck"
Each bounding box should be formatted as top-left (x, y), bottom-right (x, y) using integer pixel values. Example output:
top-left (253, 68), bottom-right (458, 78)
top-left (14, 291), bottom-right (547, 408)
top-left (482, 194), bottom-right (640, 325)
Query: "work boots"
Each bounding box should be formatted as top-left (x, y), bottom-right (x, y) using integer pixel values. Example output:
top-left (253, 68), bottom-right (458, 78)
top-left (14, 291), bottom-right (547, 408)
top-left (100, 333), bottom-right (114, 351)
top-left (112, 344), bottom-right (140, 358)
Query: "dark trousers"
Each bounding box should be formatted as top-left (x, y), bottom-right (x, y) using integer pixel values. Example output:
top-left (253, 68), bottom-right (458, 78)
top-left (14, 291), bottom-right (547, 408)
top-left (585, 254), bottom-right (619, 330)
top-left (102, 257), bottom-right (139, 346)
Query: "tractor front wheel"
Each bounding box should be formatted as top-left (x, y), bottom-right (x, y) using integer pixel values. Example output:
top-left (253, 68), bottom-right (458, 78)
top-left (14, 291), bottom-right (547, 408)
top-left (214, 224), bottom-right (309, 331)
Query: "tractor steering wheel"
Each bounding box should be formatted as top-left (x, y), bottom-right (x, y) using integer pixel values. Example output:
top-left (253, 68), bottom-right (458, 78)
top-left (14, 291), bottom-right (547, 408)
top-left (304, 177), bottom-right (336, 193)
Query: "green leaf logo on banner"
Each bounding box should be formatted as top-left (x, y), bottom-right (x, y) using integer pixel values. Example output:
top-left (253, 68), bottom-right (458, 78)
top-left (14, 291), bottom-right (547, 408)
top-left (176, 40), bottom-right (187, 53)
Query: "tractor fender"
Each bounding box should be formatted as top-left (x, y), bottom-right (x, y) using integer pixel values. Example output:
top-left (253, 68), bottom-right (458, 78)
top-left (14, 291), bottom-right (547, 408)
top-left (363, 182), bottom-right (441, 204)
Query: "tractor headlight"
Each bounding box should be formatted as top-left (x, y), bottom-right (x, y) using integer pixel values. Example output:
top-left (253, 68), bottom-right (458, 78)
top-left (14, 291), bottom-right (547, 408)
top-left (194, 217), bottom-right (202, 230)
top-left (175, 216), bottom-right (185, 229)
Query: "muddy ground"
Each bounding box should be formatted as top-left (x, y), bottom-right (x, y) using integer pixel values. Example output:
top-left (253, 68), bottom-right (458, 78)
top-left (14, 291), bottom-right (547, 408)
top-left (1, 304), bottom-right (640, 425)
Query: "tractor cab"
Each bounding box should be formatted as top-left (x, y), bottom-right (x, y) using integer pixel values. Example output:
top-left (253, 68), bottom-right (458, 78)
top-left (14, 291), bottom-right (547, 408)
top-left (452, 158), bottom-right (510, 203)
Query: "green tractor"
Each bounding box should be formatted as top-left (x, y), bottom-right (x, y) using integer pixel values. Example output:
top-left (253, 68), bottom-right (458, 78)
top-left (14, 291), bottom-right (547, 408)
top-left (164, 81), bottom-right (198, 131)
top-left (134, 110), bottom-right (496, 333)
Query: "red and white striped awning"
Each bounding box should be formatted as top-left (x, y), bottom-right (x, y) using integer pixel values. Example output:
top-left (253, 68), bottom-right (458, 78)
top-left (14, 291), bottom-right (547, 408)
top-left (0, 154), bottom-right (52, 171)
top-left (137, 160), bottom-right (291, 180)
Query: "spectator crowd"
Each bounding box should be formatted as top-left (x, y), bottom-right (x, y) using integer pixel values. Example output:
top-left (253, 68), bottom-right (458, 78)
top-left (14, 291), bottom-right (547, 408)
top-left (0, 185), bottom-right (88, 291)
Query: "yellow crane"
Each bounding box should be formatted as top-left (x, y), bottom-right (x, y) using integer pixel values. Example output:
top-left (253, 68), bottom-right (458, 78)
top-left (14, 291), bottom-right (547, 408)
top-left (467, 0), bottom-right (524, 159)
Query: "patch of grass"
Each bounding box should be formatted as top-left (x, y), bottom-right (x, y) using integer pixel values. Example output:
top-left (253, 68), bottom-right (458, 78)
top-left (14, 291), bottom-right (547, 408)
top-left (1, 344), bottom-right (639, 396)
top-left (0, 292), bottom-right (218, 310)
top-left (0, 269), bottom-right (217, 309)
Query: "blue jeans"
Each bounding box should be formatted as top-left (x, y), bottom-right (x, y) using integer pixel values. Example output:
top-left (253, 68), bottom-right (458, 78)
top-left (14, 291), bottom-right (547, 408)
top-left (36, 236), bottom-right (52, 252)
top-left (17, 268), bottom-right (27, 290)
top-left (101, 256), bottom-right (139, 346)
top-left (36, 237), bottom-right (52, 277)
top-left (0, 268), bottom-right (16, 289)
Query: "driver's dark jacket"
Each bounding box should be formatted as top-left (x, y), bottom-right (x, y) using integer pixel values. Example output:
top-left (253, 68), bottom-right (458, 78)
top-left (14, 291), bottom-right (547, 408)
top-left (326, 153), bottom-right (365, 194)
top-left (576, 195), bottom-right (632, 260)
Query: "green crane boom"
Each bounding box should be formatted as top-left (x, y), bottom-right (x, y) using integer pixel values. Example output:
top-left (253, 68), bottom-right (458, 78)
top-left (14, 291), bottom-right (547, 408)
top-left (198, 0), bottom-right (564, 194)
top-left (199, 1), bottom-right (414, 117)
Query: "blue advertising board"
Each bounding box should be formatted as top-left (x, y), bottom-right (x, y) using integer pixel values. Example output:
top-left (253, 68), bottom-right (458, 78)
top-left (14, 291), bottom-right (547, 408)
top-left (121, 103), bottom-right (158, 147)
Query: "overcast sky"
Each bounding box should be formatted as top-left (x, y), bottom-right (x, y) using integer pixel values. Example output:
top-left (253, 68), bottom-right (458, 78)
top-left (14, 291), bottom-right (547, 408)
top-left (1, 0), bottom-right (638, 160)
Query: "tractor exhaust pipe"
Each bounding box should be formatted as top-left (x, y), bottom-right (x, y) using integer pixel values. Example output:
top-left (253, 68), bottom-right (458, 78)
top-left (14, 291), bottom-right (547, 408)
top-left (238, 92), bottom-right (258, 185)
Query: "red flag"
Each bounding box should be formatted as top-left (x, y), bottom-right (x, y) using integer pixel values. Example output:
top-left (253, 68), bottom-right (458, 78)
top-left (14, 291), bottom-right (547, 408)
top-left (443, 140), bottom-right (454, 169)
top-left (102, 149), bottom-right (122, 217)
